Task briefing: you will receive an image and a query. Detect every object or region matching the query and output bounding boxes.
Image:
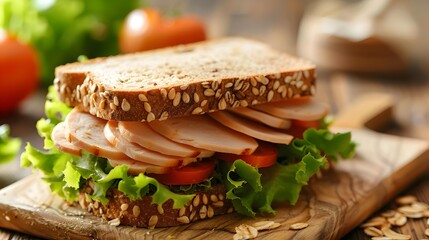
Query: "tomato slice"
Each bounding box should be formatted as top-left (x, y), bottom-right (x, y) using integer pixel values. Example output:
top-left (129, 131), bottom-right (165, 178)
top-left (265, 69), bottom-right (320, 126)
top-left (149, 159), bottom-right (215, 185)
top-left (284, 119), bottom-right (321, 139)
top-left (291, 119), bottom-right (321, 129)
top-left (215, 141), bottom-right (277, 168)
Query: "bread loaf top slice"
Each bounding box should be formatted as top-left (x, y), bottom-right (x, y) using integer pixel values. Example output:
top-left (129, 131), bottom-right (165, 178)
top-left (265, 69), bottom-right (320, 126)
top-left (55, 37), bottom-right (316, 121)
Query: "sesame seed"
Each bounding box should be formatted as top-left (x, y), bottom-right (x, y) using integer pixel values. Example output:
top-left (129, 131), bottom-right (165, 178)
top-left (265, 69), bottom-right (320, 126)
top-left (147, 112), bottom-right (155, 122)
top-left (189, 204), bottom-right (193, 212)
top-left (194, 93), bottom-right (200, 103)
top-left (251, 99), bottom-right (258, 105)
top-left (179, 207), bottom-right (186, 217)
top-left (296, 81), bottom-right (304, 89)
top-left (180, 85), bottom-right (189, 90)
top-left (287, 88), bottom-right (293, 98)
top-left (267, 90), bottom-right (274, 102)
top-left (236, 91), bottom-right (245, 100)
top-left (204, 89), bottom-right (215, 97)
top-left (290, 222), bottom-right (309, 230)
top-left (133, 205), bottom-right (140, 217)
top-left (138, 94), bottom-right (148, 102)
top-left (199, 205), bottom-right (207, 219)
top-left (251, 87), bottom-right (259, 96)
top-left (274, 73), bottom-right (281, 79)
top-left (240, 100), bottom-right (248, 107)
top-left (190, 211), bottom-right (196, 221)
top-left (207, 206), bottom-right (214, 218)
top-left (99, 100), bottom-right (106, 110)
top-left (259, 85), bottom-right (266, 96)
top-left (113, 96), bottom-right (119, 106)
top-left (213, 201), bottom-right (224, 208)
top-left (173, 92), bottom-right (181, 106)
top-left (182, 92), bottom-right (190, 103)
top-left (284, 76), bottom-right (292, 84)
top-left (201, 100), bottom-right (208, 107)
top-left (149, 215), bottom-right (158, 228)
top-left (303, 70), bottom-right (310, 78)
top-left (232, 100), bottom-right (240, 108)
top-left (281, 88), bottom-right (287, 98)
top-left (109, 103), bottom-right (116, 110)
top-left (157, 204), bottom-right (164, 215)
top-left (241, 82), bottom-right (250, 92)
top-left (108, 218), bottom-right (120, 226)
top-left (296, 71), bottom-right (302, 82)
top-left (120, 203), bottom-right (129, 211)
top-left (160, 111), bottom-right (169, 121)
top-left (193, 195), bottom-right (201, 207)
top-left (202, 194), bottom-right (208, 205)
top-left (168, 88), bottom-right (176, 100)
top-left (210, 194), bottom-right (218, 202)
top-left (218, 194), bottom-right (224, 201)
top-left (273, 81), bottom-right (280, 90)
top-left (218, 98), bottom-right (227, 110)
top-left (234, 79), bottom-right (243, 91)
top-left (211, 81), bottom-right (219, 91)
top-left (160, 89), bottom-right (167, 100)
top-left (121, 99), bottom-right (131, 111)
top-left (192, 107), bottom-right (203, 115)
top-left (258, 76), bottom-right (269, 85)
top-left (250, 78), bottom-right (257, 87)
top-left (177, 216), bottom-right (190, 224)
top-left (215, 89), bottom-right (222, 99)
top-left (144, 102), bottom-right (151, 112)
top-left (301, 85), bottom-right (308, 91)
top-left (225, 82), bottom-right (233, 88)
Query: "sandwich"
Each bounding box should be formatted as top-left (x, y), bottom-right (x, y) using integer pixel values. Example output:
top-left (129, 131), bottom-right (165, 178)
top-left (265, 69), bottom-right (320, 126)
top-left (21, 38), bottom-right (355, 228)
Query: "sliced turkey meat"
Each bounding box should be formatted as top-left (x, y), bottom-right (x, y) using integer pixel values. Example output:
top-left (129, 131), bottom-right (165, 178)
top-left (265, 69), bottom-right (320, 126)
top-left (252, 97), bottom-right (329, 121)
top-left (65, 109), bottom-right (130, 160)
top-left (210, 111), bottom-right (294, 145)
top-left (118, 121), bottom-right (212, 158)
top-left (108, 159), bottom-right (171, 175)
top-left (104, 121), bottom-right (182, 167)
top-left (51, 122), bottom-right (82, 156)
top-left (149, 115), bottom-right (258, 155)
top-left (229, 107), bottom-right (291, 129)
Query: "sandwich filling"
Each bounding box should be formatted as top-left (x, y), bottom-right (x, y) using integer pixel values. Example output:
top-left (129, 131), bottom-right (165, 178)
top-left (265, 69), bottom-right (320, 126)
top-left (22, 86), bottom-right (355, 218)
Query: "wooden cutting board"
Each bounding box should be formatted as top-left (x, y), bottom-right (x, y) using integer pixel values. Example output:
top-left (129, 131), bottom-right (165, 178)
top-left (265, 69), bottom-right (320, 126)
top-left (1, 94), bottom-right (429, 240)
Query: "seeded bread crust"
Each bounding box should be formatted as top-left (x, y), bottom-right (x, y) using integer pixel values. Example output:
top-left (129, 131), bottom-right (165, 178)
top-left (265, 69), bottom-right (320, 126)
top-left (78, 184), bottom-right (232, 228)
top-left (55, 38), bottom-right (316, 122)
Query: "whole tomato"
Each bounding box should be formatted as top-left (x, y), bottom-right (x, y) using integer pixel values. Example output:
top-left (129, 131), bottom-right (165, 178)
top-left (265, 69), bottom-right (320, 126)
top-left (119, 8), bottom-right (206, 53)
top-left (0, 30), bottom-right (39, 114)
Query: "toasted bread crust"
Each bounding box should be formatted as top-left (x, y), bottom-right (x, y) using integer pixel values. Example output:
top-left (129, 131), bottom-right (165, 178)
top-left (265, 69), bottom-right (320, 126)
top-left (55, 38), bottom-right (316, 121)
top-left (78, 184), bottom-right (232, 228)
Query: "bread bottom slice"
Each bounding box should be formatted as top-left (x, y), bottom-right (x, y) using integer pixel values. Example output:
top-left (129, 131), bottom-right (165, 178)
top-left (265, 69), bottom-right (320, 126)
top-left (78, 183), bottom-right (233, 228)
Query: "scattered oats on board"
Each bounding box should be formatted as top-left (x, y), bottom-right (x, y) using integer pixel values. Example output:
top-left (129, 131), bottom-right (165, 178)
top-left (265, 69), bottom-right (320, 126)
top-left (289, 222), bottom-right (309, 230)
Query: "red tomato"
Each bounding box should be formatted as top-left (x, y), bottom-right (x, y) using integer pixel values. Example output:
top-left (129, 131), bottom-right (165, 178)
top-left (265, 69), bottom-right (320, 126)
top-left (284, 119), bottom-right (321, 139)
top-left (0, 30), bottom-right (39, 114)
top-left (215, 141), bottom-right (278, 168)
top-left (149, 159), bottom-right (215, 185)
top-left (119, 8), bottom-right (206, 53)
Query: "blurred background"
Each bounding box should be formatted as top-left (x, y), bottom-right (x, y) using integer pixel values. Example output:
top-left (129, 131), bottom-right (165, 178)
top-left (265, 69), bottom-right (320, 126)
top-left (1, 0), bottom-right (429, 223)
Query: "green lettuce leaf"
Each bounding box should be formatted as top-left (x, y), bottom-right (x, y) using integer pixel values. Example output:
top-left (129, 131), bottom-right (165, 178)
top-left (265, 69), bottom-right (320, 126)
top-left (224, 128), bottom-right (355, 217)
top-left (0, 124), bottom-right (21, 164)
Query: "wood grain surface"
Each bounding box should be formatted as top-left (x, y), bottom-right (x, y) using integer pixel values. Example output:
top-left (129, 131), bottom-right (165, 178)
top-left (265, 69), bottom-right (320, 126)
top-left (1, 127), bottom-right (428, 239)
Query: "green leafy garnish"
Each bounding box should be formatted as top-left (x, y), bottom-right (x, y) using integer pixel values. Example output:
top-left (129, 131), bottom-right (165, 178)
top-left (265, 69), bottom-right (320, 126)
top-left (0, 124), bottom-right (21, 164)
top-left (224, 128), bottom-right (356, 217)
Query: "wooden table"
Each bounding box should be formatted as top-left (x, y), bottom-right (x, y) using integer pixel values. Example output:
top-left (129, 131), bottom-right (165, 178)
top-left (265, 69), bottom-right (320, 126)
top-left (1, 1), bottom-right (429, 239)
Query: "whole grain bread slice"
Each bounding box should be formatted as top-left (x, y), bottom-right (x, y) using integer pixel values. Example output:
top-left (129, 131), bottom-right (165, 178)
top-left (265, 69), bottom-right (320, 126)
top-left (79, 182), bottom-right (232, 228)
top-left (55, 37), bottom-right (316, 121)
